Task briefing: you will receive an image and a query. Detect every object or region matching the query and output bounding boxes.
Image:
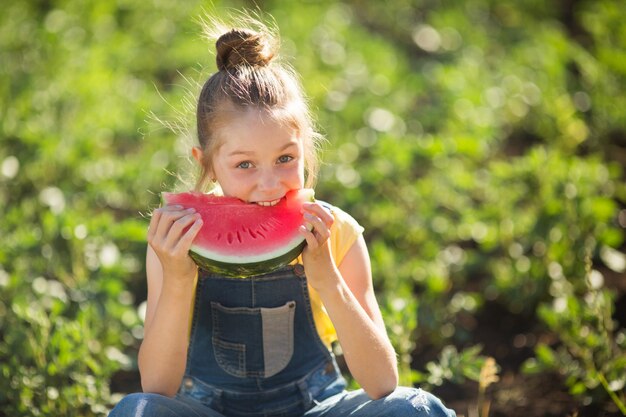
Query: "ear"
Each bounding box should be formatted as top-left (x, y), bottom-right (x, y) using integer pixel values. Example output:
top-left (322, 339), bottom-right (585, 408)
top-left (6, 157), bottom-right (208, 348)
top-left (191, 146), bottom-right (203, 164)
top-left (192, 146), bottom-right (217, 182)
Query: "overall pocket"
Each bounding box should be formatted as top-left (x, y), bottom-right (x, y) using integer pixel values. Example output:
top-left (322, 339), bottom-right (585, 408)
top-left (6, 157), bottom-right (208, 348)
top-left (211, 301), bottom-right (296, 378)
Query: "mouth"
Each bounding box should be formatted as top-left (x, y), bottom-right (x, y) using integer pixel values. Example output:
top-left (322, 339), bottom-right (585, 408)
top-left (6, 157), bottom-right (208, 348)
top-left (255, 198), bottom-right (281, 207)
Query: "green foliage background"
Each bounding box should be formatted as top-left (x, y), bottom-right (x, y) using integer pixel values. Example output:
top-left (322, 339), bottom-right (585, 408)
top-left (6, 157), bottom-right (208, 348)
top-left (1, 0), bottom-right (625, 415)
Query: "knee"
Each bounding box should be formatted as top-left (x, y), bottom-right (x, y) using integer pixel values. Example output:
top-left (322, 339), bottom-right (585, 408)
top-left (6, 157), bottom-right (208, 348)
top-left (108, 392), bottom-right (174, 417)
top-left (381, 387), bottom-right (456, 417)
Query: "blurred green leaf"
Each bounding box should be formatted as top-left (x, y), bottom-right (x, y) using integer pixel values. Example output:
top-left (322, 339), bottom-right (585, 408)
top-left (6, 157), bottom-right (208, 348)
top-left (2, 0), bottom-right (626, 415)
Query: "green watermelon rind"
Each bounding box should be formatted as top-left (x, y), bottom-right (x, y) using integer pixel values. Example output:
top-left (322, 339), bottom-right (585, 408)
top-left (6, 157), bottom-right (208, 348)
top-left (189, 240), bottom-right (306, 278)
top-left (188, 225), bottom-right (311, 277)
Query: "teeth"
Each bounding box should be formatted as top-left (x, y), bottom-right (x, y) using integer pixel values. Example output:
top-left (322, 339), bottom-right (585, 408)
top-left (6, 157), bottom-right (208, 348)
top-left (256, 199), bottom-right (280, 207)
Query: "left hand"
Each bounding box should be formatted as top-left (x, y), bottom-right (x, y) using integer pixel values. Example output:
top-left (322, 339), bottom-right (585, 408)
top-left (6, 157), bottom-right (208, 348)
top-left (299, 202), bottom-right (337, 290)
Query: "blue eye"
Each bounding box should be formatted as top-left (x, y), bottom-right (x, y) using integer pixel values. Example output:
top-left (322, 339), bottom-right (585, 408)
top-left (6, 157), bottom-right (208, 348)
top-left (278, 155), bottom-right (293, 164)
top-left (237, 161), bottom-right (252, 169)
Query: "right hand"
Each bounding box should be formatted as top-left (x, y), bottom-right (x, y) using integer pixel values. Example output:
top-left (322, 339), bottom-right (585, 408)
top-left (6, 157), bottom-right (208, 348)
top-left (147, 205), bottom-right (203, 284)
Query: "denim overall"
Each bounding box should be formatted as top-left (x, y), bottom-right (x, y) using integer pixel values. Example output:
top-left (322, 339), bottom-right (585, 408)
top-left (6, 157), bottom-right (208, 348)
top-left (178, 263), bottom-right (346, 416)
top-left (109, 264), bottom-right (456, 417)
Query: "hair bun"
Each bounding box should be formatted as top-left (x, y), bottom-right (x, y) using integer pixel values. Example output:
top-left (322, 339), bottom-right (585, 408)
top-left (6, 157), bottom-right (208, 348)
top-left (215, 29), bottom-right (275, 71)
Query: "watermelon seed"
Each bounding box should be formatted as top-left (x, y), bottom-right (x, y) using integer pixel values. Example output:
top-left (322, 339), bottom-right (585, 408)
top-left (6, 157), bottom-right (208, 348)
top-left (227, 233), bottom-right (234, 244)
top-left (236, 231), bottom-right (243, 243)
top-left (247, 228), bottom-right (257, 239)
top-left (266, 218), bottom-right (280, 230)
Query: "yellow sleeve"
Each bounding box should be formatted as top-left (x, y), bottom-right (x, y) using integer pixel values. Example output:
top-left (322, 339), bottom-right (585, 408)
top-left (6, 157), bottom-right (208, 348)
top-left (307, 203), bottom-right (364, 348)
top-left (328, 204), bottom-right (365, 267)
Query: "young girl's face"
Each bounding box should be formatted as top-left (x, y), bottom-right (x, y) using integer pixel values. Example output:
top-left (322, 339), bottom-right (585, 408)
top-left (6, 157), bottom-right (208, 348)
top-left (208, 110), bottom-right (305, 204)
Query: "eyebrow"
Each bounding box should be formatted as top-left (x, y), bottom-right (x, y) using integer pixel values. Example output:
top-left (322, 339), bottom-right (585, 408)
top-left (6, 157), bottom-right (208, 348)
top-left (227, 141), bottom-right (298, 157)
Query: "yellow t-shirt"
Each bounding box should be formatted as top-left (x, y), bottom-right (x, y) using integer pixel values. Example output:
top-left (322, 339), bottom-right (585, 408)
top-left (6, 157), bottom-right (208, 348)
top-left (189, 203), bottom-right (364, 350)
top-left (295, 203), bottom-right (364, 348)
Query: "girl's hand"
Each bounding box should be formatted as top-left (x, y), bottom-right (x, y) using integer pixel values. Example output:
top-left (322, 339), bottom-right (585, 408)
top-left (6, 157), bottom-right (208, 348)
top-left (147, 205), bottom-right (203, 284)
top-left (299, 202), bottom-right (337, 291)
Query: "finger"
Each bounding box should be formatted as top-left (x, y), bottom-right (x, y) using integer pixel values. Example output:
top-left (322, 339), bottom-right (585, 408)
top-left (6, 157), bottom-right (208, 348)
top-left (303, 212), bottom-right (331, 241)
top-left (302, 203), bottom-right (334, 228)
top-left (155, 207), bottom-right (196, 242)
top-left (154, 204), bottom-right (185, 215)
top-left (164, 212), bottom-right (201, 247)
top-left (152, 214), bottom-right (201, 260)
top-left (147, 209), bottom-right (163, 242)
top-left (175, 217), bottom-right (204, 253)
top-left (162, 204), bottom-right (184, 210)
top-left (299, 225), bottom-right (319, 250)
top-left (147, 206), bottom-right (182, 242)
top-left (302, 212), bottom-right (319, 232)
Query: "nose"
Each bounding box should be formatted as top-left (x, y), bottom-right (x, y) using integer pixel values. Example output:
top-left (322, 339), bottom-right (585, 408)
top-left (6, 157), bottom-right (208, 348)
top-left (257, 168), bottom-right (280, 194)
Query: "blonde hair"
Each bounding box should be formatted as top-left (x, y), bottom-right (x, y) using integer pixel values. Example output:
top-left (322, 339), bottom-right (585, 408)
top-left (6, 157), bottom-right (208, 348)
top-left (195, 13), bottom-right (323, 192)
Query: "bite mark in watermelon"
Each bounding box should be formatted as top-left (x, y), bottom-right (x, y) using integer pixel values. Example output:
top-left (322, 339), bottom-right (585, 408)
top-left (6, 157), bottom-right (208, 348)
top-left (162, 189), bottom-right (315, 277)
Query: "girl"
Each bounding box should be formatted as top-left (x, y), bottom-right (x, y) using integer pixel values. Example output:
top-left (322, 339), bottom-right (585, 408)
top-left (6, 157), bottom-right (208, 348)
top-left (109, 15), bottom-right (455, 417)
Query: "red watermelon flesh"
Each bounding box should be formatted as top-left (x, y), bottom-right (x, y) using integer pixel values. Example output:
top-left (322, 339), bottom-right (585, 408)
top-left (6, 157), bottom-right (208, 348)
top-left (161, 188), bottom-right (315, 277)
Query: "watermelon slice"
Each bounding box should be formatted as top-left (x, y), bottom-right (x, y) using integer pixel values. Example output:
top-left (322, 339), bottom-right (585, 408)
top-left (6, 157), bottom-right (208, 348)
top-left (161, 189), bottom-right (315, 277)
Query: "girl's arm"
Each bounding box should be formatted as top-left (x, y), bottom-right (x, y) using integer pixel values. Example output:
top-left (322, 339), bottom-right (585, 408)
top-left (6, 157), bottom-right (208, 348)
top-left (300, 204), bottom-right (399, 400)
top-left (138, 206), bottom-right (202, 396)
